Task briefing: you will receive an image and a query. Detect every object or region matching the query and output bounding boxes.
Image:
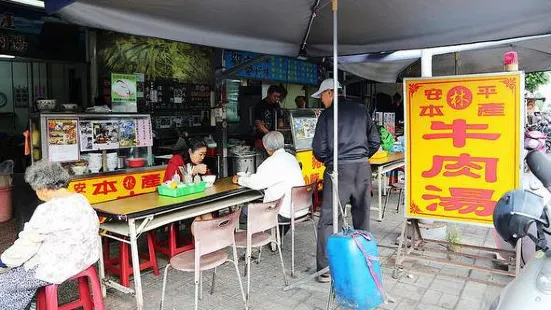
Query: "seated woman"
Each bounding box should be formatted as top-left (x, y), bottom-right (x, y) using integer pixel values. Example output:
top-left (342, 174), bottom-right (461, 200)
top-left (163, 137), bottom-right (213, 232)
top-left (232, 131), bottom-right (305, 235)
top-left (0, 161), bottom-right (100, 310)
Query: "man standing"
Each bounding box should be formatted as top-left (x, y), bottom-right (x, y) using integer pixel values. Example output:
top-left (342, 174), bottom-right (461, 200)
top-left (312, 78), bottom-right (381, 282)
top-left (254, 85), bottom-right (283, 150)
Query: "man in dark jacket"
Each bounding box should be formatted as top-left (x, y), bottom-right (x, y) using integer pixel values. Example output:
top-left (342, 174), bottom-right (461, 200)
top-left (312, 78), bottom-right (381, 282)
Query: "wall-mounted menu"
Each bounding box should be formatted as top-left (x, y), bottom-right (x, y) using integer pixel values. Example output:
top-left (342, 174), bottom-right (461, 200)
top-left (136, 118), bottom-right (153, 147)
top-left (48, 119), bottom-right (79, 162)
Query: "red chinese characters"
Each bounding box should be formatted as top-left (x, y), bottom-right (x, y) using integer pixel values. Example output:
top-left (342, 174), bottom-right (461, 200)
top-left (422, 185), bottom-right (496, 217)
top-left (477, 85), bottom-right (497, 99)
top-left (422, 154), bottom-right (498, 182)
top-left (73, 182), bottom-right (86, 193)
top-left (422, 119), bottom-right (501, 148)
top-left (478, 103), bottom-right (505, 117)
top-left (419, 105), bottom-right (444, 117)
top-left (142, 174), bottom-right (161, 189)
top-left (92, 180), bottom-right (117, 196)
top-left (446, 86), bottom-right (472, 110)
top-left (123, 176), bottom-right (137, 190)
top-left (424, 88), bottom-right (443, 101)
top-left (312, 156), bottom-right (323, 170)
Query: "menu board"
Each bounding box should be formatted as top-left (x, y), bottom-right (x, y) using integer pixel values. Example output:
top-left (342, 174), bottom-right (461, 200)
top-left (224, 50), bottom-right (319, 85)
top-left (47, 119), bottom-right (79, 162)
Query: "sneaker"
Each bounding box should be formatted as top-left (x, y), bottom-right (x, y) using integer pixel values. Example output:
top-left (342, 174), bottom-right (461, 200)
top-left (317, 272), bottom-right (331, 283)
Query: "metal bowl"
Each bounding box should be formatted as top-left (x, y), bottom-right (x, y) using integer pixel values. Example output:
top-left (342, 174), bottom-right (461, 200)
top-left (36, 100), bottom-right (57, 111)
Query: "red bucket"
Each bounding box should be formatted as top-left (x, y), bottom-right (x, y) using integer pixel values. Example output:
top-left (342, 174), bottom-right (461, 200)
top-left (0, 186), bottom-right (12, 222)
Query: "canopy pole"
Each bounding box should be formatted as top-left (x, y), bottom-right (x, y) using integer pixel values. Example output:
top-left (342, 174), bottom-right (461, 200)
top-left (421, 49), bottom-right (433, 77)
top-left (332, 0), bottom-right (339, 235)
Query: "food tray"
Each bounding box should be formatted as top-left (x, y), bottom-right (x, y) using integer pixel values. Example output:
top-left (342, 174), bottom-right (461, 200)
top-left (157, 181), bottom-right (207, 197)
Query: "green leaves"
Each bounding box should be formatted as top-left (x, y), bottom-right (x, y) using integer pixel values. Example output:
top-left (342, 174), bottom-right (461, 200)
top-left (98, 32), bottom-right (213, 83)
top-left (525, 71), bottom-right (549, 93)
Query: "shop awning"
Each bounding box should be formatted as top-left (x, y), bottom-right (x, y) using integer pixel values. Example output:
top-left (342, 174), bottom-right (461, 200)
top-left (44, 0), bottom-right (551, 57)
top-left (339, 35), bottom-right (551, 83)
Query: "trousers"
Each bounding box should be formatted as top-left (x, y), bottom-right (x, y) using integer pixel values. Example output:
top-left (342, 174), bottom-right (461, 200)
top-left (316, 161), bottom-right (372, 271)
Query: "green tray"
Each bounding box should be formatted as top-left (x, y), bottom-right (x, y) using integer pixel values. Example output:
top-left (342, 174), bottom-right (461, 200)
top-left (157, 181), bottom-right (207, 197)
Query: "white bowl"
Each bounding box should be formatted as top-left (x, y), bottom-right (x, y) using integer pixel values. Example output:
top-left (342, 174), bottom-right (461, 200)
top-left (71, 165), bottom-right (88, 175)
top-left (203, 175), bottom-right (216, 184)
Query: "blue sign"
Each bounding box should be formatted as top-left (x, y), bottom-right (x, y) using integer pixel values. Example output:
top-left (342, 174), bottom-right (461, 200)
top-left (224, 50), bottom-right (319, 85)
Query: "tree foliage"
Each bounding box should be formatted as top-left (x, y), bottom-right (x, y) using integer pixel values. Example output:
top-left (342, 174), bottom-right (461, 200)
top-left (98, 32), bottom-right (213, 83)
top-left (525, 72), bottom-right (549, 93)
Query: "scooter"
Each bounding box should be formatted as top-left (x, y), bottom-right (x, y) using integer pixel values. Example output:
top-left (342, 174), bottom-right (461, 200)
top-left (490, 150), bottom-right (551, 310)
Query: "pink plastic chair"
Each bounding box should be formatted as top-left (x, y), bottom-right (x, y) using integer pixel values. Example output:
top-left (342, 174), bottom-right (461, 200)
top-left (234, 197), bottom-right (287, 305)
top-left (278, 184), bottom-right (317, 276)
top-left (160, 210), bottom-right (246, 310)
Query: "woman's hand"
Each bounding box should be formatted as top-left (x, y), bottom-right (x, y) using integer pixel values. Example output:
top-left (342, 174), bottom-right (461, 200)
top-left (193, 164), bottom-right (208, 175)
top-left (232, 175), bottom-right (239, 184)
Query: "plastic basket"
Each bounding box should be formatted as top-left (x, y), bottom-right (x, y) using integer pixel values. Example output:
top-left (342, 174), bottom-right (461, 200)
top-left (157, 181), bottom-right (207, 198)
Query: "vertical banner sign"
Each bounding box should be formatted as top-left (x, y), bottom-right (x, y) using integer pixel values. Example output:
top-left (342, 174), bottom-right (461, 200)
top-left (405, 72), bottom-right (523, 226)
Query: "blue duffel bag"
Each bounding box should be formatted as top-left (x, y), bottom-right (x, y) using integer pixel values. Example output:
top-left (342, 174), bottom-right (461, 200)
top-left (327, 228), bottom-right (385, 310)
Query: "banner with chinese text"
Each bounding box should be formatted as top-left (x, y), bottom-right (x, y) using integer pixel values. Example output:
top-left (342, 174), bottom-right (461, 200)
top-left (405, 72), bottom-right (523, 226)
top-left (68, 169), bottom-right (165, 204)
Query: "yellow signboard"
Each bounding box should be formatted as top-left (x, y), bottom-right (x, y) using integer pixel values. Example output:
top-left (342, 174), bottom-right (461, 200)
top-left (68, 169), bottom-right (166, 204)
top-left (296, 150), bottom-right (325, 185)
top-left (405, 72), bottom-right (523, 226)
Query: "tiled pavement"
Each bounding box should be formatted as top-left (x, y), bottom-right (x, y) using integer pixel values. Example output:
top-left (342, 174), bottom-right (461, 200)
top-left (99, 194), bottom-right (511, 310)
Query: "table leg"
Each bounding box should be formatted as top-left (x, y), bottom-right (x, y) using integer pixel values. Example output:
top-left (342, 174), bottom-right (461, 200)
top-left (128, 219), bottom-right (144, 310)
top-left (378, 166), bottom-right (383, 221)
top-left (97, 235), bottom-right (107, 297)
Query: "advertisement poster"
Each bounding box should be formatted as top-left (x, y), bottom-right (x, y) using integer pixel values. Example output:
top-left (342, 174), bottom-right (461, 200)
top-left (79, 121), bottom-right (94, 151)
top-left (119, 119), bottom-right (137, 147)
top-left (405, 72), bottom-right (523, 226)
top-left (135, 118), bottom-right (153, 147)
top-left (92, 121), bottom-right (120, 150)
top-left (111, 73), bottom-right (137, 112)
top-left (47, 119), bottom-right (79, 162)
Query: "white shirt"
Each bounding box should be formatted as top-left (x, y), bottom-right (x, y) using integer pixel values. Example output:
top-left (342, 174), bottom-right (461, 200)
top-left (238, 149), bottom-right (306, 219)
top-left (2, 194), bottom-right (100, 284)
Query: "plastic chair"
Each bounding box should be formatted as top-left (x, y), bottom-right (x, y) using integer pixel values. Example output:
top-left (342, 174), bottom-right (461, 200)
top-left (234, 197), bottom-right (287, 304)
top-left (36, 265), bottom-right (105, 310)
top-left (160, 210), bottom-right (246, 310)
top-left (278, 184), bottom-right (317, 277)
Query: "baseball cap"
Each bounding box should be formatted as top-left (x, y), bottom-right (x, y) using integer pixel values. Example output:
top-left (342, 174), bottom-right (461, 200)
top-left (311, 78), bottom-right (342, 98)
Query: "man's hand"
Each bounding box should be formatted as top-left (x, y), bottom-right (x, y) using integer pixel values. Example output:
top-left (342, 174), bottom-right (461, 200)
top-left (255, 120), bottom-right (270, 134)
top-left (232, 175), bottom-right (239, 184)
top-left (193, 164), bottom-right (208, 175)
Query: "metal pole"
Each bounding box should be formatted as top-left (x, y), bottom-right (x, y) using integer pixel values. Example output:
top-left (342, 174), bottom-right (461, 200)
top-left (332, 0), bottom-right (339, 235)
top-left (420, 49), bottom-right (433, 77)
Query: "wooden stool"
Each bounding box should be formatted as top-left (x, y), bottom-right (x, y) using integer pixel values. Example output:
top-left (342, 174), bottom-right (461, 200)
top-left (102, 232), bottom-right (159, 287)
top-left (36, 265), bottom-right (104, 310)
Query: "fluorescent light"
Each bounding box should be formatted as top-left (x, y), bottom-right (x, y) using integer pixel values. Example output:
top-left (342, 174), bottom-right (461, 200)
top-left (3, 0), bottom-right (45, 8)
top-left (0, 55), bottom-right (15, 59)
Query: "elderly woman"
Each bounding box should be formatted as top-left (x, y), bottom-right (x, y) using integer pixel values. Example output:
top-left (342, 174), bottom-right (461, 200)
top-left (233, 131), bottom-right (305, 235)
top-left (0, 161), bottom-right (100, 310)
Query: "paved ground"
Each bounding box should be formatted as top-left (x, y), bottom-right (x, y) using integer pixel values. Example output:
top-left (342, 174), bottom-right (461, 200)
top-left (0, 192), bottom-right (511, 310)
top-left (99, 193), bottom-right (511, 310)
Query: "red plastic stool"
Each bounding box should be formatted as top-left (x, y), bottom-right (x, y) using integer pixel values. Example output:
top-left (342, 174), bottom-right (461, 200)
top-left (36, 265), bottom-right (104, 310)
top-left (151, 223), bottom-right (195, 258)
top-left (102, 232), bottom-right (159, 287)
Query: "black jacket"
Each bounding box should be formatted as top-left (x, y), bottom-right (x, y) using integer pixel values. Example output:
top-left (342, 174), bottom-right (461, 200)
top-left (312, 97), bottom-right (380, 165)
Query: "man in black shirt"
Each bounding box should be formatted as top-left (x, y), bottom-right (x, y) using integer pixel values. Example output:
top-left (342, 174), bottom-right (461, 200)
top-left (312, 78), bottom-right (381, 283)
top-left (254, 85), bottom-right (283, 150)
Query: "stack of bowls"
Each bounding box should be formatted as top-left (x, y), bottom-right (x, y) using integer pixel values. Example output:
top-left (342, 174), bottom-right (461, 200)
top-left (88, 153), bottom-right (103, 173)
top-left (106, 152), bottom-right (118, 171)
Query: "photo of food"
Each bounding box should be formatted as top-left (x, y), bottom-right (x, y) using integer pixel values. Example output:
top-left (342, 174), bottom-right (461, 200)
top-left (119, 119), bottom-right (137, 147)
top-left (48, 119), bottom-right (77, 145)
top-left (293, 117), bottom-right (317, 140)
top-left (92, 121), bottom-right (120, 149)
